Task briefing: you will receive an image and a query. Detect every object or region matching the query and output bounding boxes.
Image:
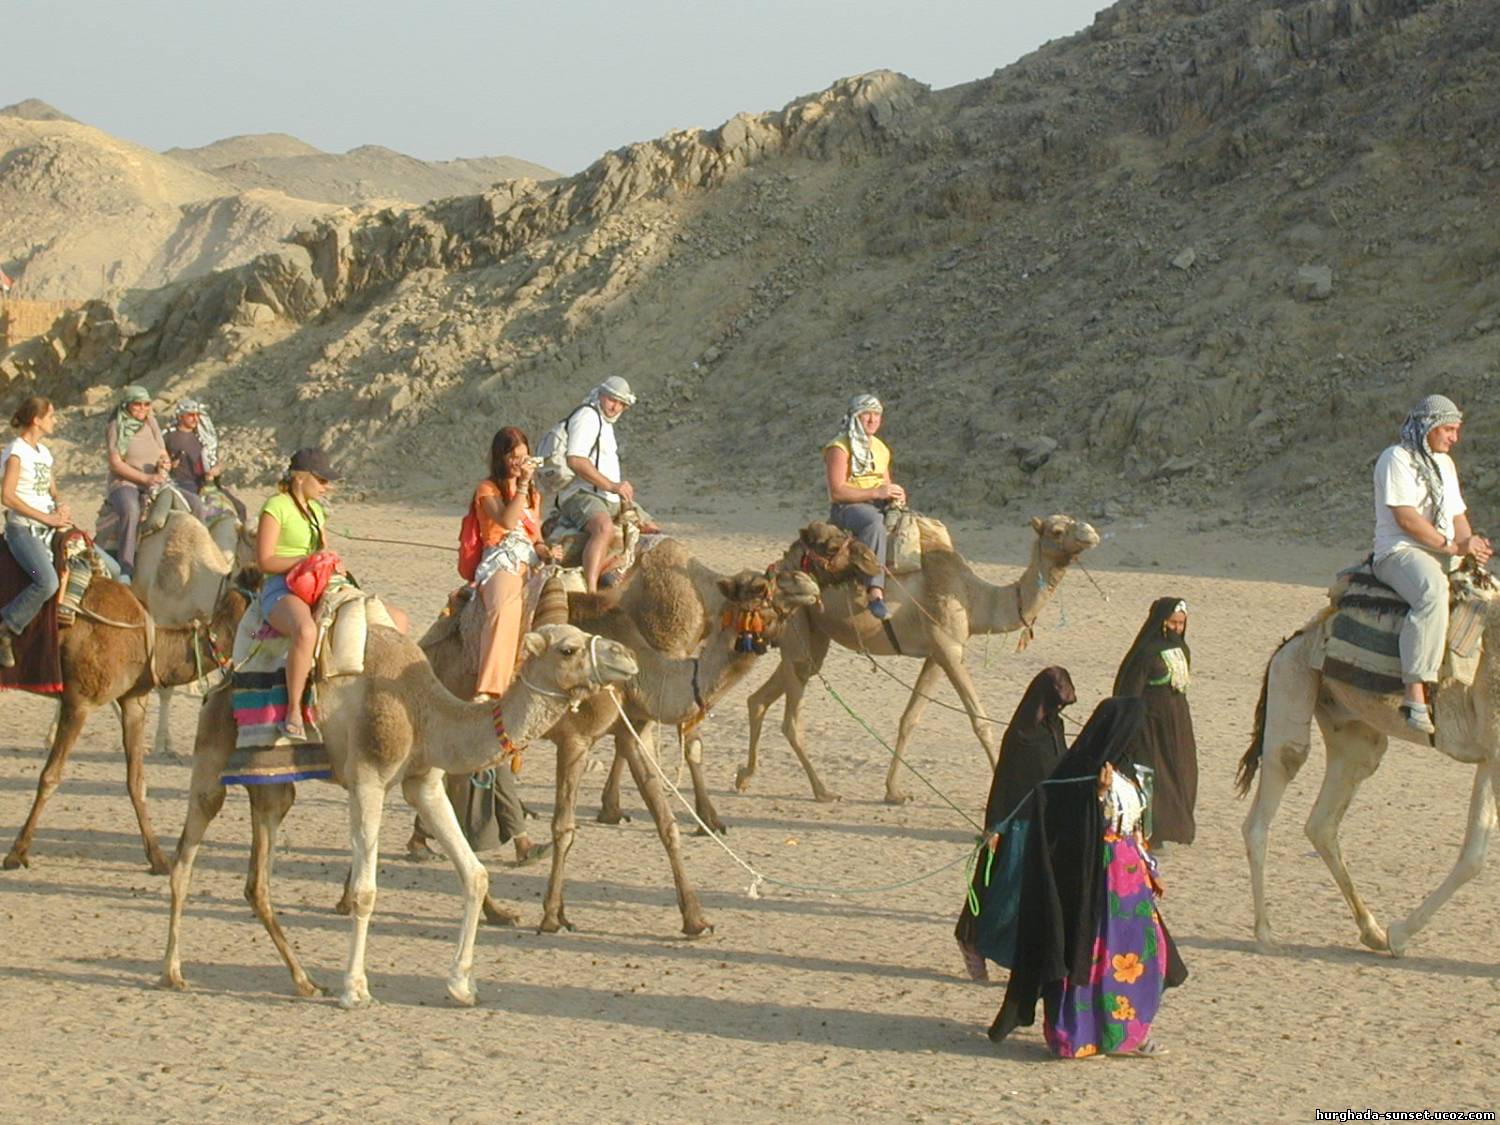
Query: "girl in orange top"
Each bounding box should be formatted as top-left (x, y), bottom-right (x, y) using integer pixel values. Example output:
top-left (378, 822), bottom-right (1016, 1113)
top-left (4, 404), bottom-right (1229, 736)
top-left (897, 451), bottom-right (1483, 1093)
top-left (471, 426), bottom-right (551, 697)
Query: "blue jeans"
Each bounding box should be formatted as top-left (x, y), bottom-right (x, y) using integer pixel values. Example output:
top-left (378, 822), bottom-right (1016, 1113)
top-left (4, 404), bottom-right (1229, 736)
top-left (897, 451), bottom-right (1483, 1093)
top-left (2, 521), bottom-right (61, 635)
top-left (829, 502), bottom-right (887, 591)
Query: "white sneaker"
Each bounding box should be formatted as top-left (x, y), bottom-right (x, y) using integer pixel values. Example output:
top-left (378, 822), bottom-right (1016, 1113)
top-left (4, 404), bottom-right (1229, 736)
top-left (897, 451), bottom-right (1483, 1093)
top-left (1403, 703), bottom-right (1436, 734)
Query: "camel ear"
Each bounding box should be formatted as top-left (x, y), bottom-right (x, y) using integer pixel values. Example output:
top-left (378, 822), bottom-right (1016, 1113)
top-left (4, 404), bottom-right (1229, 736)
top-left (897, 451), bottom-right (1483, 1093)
top-left (1030, 516), bottom-right (1045, 533)
top-left (521, 631), bottom-right (548, 659)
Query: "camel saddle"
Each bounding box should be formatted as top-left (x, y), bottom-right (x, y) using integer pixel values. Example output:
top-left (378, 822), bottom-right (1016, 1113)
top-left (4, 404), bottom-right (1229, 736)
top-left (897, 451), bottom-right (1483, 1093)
top-left (1313, 558), bottom-right (1492, 696)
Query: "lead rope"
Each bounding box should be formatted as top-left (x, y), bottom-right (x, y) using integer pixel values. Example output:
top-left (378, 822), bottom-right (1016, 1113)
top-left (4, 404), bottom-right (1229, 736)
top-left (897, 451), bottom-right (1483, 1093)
top-left (607, 694), bottom-right (980, 899)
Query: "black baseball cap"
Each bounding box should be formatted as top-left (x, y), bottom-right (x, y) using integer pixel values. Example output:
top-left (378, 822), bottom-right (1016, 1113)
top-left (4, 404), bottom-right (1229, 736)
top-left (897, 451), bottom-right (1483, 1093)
top-left (289, 447), bottom-right (341, 481)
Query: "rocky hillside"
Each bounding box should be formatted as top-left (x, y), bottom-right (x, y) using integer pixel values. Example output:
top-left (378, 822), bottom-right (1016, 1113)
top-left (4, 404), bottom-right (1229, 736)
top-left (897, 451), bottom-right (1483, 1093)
top-left (7, 0), bottom-right (1500, 538)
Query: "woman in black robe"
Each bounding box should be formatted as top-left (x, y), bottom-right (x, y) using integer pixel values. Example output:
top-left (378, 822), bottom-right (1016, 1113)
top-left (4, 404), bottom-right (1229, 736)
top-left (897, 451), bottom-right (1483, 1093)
top-left (954, 667), bottom-right (1077, 981)
top-left (988, 697), bottom-right (1187, 1057)
top-left (1113, 596), bottom-right (1197, 846)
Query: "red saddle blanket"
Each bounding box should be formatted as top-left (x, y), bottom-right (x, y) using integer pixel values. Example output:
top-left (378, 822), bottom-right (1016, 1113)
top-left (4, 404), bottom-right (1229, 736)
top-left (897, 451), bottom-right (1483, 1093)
top-left (0, 533), bottom-right (65, 695)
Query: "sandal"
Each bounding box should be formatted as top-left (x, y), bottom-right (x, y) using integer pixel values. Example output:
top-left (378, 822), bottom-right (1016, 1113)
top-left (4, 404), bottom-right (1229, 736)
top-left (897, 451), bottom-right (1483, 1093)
top-left (1110, 1039), bottom-right (1168, 1058)
top-left (278, 719), bottom-right (307, 742)
top-left (516, 840), bottom-right (554, 867)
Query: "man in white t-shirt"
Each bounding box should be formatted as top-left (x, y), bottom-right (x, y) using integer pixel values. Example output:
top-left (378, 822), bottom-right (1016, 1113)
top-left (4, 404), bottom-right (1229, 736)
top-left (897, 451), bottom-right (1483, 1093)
top-left (550, 375), bottom-right (654, 592)
top-left (1371, 394), bottom-right (1492, 733)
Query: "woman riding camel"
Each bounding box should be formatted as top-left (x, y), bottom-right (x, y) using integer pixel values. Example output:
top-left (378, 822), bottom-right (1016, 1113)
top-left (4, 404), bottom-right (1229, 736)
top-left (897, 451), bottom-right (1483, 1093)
top-left (255, 448), bottom-right (408, 740)
top-left (104, 385), bottom-right (170, 580)
top-left (472, 426), bottom-right (552, 698)
top-left (0, 397), bottom-right (72, 668)
top-left (464, 426), bottom-right (553, 865)
top-left (823, 393), bottom-right (904, 620)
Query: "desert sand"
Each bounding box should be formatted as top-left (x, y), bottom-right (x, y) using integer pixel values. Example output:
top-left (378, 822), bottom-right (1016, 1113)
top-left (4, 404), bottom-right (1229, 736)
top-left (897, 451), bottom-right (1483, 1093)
top-left (2, 490), bottom-right (1495, 1123)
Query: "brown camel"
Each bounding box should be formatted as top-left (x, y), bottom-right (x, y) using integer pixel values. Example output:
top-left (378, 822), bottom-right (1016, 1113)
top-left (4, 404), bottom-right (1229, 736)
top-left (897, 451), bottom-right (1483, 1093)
top-left (421, 562), bottom-right (820, 935)
top-left (739, 513), bottom-right (1101, 804)
top-left (160, 622), bottom-right (638, 1006)
top-left (4, 574), bottom-right (252, 873)
top-left (594, 524), bottom-right (881, 832)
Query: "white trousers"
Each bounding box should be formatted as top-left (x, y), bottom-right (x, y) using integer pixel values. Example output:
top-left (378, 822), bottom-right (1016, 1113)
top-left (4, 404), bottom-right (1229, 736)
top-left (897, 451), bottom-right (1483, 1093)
top-left (1372, 548), bottom-right (1451, 684)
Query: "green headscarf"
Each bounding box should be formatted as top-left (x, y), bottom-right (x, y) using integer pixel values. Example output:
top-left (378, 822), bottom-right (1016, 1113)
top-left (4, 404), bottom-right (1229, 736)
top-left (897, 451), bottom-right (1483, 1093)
top-left (112, 385), bottom-right (153, 456)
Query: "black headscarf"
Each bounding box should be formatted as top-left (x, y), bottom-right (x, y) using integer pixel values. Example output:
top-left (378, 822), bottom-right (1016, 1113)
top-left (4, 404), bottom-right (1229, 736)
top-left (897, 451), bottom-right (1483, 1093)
top-left (988, 696), bottom-right (1186, 1042)
top-left (1112, 596), bottom-right (1190, 697)
top-left (983, 667), bottom-right (1077, 829)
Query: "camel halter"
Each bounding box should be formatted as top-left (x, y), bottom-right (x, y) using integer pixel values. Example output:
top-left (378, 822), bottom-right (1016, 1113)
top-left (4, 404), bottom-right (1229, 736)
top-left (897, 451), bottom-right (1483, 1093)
top-left (518, 632), bottom-right (605, 712)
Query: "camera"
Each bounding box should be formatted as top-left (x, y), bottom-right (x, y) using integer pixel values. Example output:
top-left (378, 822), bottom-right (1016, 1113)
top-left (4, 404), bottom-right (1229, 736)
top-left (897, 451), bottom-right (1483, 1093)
top-left (524, 456), bottom-right (543, 470)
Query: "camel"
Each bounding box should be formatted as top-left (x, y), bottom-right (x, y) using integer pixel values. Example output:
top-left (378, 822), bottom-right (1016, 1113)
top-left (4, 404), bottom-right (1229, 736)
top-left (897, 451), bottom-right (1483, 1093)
top-left (3, 574), bottom-right (252, 873)
top-left (738, 513), bottom-right (1101, 804)
top-left (128, 486), bottom-right (255, 757)
top-left (420, 561), bottom-right (821, 935)
top-left (160, 622), bottom-right (638, 1006)
top-left (1237, 578), bottom-right (1500, 956)
top-left (594, 524), bottom-right (881, 832)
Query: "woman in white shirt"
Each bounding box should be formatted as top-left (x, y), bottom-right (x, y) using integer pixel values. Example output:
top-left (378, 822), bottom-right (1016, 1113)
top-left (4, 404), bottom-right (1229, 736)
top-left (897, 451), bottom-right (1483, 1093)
top-left (1371, 394), bottom-right (1493, 733)
top-left (0, 396), bottom-right (72, 668)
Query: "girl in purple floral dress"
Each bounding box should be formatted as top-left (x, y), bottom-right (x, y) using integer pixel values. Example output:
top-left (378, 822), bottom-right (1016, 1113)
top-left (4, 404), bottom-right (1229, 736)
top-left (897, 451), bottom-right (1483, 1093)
top-left (987, 697), bottom-right (1187, 1059)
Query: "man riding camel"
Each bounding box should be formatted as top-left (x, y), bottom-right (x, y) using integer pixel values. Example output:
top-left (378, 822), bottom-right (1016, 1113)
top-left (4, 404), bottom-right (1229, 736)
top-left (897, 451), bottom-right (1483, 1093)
top-left (1372, 393), bottom-right (1492, 733)
top-left (549, 375), bottom-right (654, 592)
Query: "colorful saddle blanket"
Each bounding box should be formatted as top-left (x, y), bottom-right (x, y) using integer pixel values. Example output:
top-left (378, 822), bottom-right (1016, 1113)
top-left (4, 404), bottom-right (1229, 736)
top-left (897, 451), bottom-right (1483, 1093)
top-left (1316, 559), bottom-right (1489, 696)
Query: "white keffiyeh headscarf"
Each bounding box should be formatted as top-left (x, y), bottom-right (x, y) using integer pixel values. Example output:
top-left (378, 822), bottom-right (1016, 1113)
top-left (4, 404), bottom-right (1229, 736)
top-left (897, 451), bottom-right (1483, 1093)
top-left (835, 393), bottom-right (884, 477)
top-left (1398, 394), bottom-right (1462, 517)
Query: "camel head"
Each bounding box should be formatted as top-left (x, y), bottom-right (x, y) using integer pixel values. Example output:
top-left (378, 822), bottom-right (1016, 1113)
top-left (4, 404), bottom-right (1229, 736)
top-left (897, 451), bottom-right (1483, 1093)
top-left (1029, 514), bottom-right (1100, 568)
top-left (519, 623), bottom-right (638, 707)
top-left (717, 567), bottom-right (820, 649)
top-left (794, 522), bottom-right (883, 583)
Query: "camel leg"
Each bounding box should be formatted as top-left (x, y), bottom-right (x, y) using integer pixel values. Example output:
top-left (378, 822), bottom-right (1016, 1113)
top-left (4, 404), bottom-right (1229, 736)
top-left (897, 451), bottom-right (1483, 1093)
top-left (1385, 763), bottom-right (1497, 956)
top-left (1241, 735), bottom-right (1313, 950)
top-left (1304, 720), bottom-right (1389, 953)
top-left (119, 694), bottom-right (171, 874)
top-left (4, 696), bottom-right (92, 870)
top-left (597, 741), bottom-right (632, 824)
top-left (616, 718), bottom-right (712, 936)
top-left (153, 686), bottom-right (175, 757)
top-left (883, 657), bottom-right (946, 805)
top-left (741, 624), bottom-right (833, 799)
top-left (403, 771), bottom-right (489, 1006)
top-left (340, 778), bottom-right (386, 1009)
top-left (243, 783), bottom-right (323, 997)
top-left (683, 732), bottom-right (726, 835)
top-left (540, 735), bottom-right (590, 933)
top-left (159, 754), bottom-right (228, 991)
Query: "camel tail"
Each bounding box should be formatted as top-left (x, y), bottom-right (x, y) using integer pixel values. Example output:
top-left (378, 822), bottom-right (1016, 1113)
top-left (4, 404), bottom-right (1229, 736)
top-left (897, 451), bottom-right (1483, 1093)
top-left (1235, 652), bottom-right (1275, 798)
top-left (1234, 609), bottom-right (1330, 798)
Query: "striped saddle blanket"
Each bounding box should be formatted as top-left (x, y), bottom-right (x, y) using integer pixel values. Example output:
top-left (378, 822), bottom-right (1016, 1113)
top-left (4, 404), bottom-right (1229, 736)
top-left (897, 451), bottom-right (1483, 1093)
top-left (222, 606), bottom-right (330, 787)
top-left (1315, 560), bottom-right (1489, 696)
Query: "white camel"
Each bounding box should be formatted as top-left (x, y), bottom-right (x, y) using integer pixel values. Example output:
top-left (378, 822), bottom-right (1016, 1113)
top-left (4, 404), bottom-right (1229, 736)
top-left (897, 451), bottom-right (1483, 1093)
top-left (1238, 581), bottom-right (1500, 956)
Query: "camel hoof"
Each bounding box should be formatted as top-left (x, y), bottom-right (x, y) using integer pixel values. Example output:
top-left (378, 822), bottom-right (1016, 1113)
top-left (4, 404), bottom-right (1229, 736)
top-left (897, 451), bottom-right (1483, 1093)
top-left (538, 915), bottom-right (576, 934)
top-left (446, 979), bottom-right (479, 1007)
top-left (733, 769), bottom-right (755, 793)
top-left (338, 987), bottom-right (374, 1010)
top-left (596, 809), bottom-right (630, 825)
top-left (147, 856), bottom-right (172, 877)
top-left (882, 791), bottom-right (913, 806)
top-left (405, 840), bottom-right (441, 863)
top-left (158, 971), bottom-right (188, 992)
top-left (693, 821), bottom-right (728, 837)
top-left (482, 904), bottom-right (522, 927)
top-left (1253, 926), bottom-right (1283, 953)
top-left (333, 896), bottom-right (354, 917)
top-left (1383, 924), bottom-right (1408, 958)
top-left (682, 920), bottom-right (715, 938)
top-left (813, 790), bottom-right (843, 804)
top-left (2, 851), bottom-right (28, 870)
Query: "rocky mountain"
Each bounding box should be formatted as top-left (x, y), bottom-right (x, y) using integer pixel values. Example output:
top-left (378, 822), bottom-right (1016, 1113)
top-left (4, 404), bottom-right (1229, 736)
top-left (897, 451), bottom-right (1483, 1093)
top-left (7, 0), bottom-right (1499, 536)
top-left (0, 114), bottom-right (554, 301)
top-left (166, 135), bottom-right (557, 207)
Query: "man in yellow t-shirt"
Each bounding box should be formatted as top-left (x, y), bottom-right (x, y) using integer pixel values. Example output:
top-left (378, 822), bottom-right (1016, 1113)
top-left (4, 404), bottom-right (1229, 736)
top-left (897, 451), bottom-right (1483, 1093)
top-left (822, 393), bottom-right (905, 620)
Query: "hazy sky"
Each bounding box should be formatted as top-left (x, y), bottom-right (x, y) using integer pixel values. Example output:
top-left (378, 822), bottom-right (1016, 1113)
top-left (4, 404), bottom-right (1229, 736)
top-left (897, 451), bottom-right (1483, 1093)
top-left (7, 0), bottom-right (1104, 174)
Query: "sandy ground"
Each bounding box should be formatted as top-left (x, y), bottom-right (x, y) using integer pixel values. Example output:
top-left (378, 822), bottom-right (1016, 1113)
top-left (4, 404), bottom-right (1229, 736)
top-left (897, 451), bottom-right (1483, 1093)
top-left (2, 495), bottom-right (1497, 1123)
